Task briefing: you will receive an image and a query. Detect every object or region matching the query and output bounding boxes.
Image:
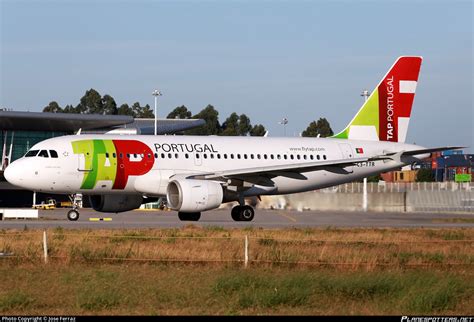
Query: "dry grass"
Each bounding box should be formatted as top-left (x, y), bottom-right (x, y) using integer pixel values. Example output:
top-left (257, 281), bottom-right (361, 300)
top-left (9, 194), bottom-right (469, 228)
top-left (0, 226), bottom-right (472, 269)
top-left (0, 227), bottom-right (473, 315)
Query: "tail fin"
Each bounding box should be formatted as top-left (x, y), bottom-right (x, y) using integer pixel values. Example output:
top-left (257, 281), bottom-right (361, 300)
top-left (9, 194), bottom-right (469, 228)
top-left (332, 56), bottom-right (423, 142)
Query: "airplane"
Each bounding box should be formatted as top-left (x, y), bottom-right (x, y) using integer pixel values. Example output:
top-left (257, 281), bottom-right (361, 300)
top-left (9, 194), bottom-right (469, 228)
top-left (4, 56), bottom-right (462, 222)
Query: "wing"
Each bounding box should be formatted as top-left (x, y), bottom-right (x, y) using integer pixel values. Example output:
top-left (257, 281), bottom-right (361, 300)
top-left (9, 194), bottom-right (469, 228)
top-left (175, 156), bottom-right (369, 183)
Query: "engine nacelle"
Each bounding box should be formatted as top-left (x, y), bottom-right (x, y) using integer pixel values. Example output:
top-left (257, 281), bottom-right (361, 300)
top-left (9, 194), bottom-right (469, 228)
top-left (89, 194), bottom-right (143, 213)
top-left (166, 179), bottom-right (223, 212)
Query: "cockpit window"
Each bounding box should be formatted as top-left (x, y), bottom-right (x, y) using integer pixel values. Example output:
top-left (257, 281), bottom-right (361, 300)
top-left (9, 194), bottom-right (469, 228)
top-left (25, 150), bottom-right (39, 157)
top-left (37, 150), bottom-right (49, 158)
top-left (49, 150), bottom-right (58, 158)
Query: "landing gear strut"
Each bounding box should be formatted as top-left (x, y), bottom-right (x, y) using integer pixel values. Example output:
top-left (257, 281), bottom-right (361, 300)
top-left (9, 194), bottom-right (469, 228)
top-left (178, 212), bottom-right (201, 221)
top-left (67, 193), bottom-right (82, 221)
top-left (231, 205), bottom-right (255, 222)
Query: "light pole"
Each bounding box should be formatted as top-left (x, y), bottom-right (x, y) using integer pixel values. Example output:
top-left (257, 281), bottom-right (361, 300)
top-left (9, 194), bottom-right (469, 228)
top-left (361, 90), bottom-right (370, 212)
top-left (279, 117), bottom-right (288, 136)
top-left (152, 89), bottom-right (162, 136)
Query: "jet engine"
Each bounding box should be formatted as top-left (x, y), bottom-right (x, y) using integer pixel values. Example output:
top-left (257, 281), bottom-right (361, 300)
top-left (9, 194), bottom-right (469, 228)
top-left (89, 194), bottom-right (144, 213)
top-left (166, 179), bottom-right (223, 212)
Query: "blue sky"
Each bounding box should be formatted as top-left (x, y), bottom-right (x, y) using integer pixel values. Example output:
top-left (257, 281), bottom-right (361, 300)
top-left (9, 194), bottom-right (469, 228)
top-left (1, 0), bottom-right (472, 151)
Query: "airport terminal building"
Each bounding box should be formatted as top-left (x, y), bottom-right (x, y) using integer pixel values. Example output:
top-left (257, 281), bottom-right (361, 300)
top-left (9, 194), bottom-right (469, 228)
top-left (0, 110), bottom-right (204, 207)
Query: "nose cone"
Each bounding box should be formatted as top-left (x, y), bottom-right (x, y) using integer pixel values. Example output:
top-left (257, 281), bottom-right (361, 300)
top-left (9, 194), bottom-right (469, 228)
top-left (4, 161), bottom-right (23, 187)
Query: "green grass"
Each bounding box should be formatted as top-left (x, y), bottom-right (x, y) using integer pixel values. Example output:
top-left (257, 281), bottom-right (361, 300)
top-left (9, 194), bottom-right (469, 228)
top-left (0, 265), bottom-right (471, 315)
top-left (0, 291), bottom-right (35, 311)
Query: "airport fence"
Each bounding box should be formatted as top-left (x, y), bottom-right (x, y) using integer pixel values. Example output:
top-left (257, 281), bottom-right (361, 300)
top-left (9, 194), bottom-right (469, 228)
top-left (0, 230), bottom-right (473, 270)
top-left (259, 182), bottom-right (474, 213)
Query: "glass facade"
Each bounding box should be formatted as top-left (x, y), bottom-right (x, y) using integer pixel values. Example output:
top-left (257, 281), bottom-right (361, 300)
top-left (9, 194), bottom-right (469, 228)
top-left (1, 130), bottom-right (69, 163)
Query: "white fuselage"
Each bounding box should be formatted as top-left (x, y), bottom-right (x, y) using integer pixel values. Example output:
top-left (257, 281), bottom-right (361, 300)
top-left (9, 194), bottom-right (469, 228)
top-left (4, 134), bottom-right (427, 198)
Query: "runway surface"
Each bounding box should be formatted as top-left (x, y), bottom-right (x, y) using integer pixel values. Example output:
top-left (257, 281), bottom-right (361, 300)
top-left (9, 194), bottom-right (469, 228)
top-left (1, 208), bottom-right (473, 229)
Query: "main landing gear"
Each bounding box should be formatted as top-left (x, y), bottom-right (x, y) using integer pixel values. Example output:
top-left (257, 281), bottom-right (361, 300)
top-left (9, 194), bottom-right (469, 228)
top-left (178, 212), bottom-right (201, 221)
top-left (231, 205), bottom-right (255, 222)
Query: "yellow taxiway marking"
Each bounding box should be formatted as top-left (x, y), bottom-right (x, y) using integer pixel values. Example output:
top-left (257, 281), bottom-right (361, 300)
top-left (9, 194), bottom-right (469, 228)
top-left (277, 212), bottom-right (297, 222)
top-left (89, 218), bottom-right (113, 222)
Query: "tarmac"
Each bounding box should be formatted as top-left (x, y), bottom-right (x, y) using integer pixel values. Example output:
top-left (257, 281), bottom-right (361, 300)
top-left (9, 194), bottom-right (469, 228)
top-left (0, 208), bottom-right (473, 229)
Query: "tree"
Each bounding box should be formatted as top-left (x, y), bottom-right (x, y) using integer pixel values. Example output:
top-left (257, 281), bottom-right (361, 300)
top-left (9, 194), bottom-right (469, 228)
top-left (167, 105), bottom-right (192, 119)
top-left (186, 105), bottom-right (221, 135)
top-left (139, 104), bottom-right (154, 118)
top-left (102, 95), bottom-right (118, 115)
top-left (238, 114), bottom-right (252, 136)
top-left (301, 118), bottom-right (333, 137)
top-left (220, 112), bottom-right (240, 136)
top-left (416, 168), bottom-right (435, 182)
top-left (250, 124), bottom-right (266, 136)
top-left (117, 104), bottom-right (134, 116)
top-left (63, 104), bottom-right (78, 113)
top-left (76, 88), bottom-right (103, 114)
top-left (130, 102), bottom-right (154, 118)
top-left (43, 101), bottom-right (63, 113)
top-left (367, 174), bottom-right (382, 182)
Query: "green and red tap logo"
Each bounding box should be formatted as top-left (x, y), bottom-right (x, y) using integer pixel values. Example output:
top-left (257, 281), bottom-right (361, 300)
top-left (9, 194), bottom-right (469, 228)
top-left (72, 139), bottom-right (154, 189)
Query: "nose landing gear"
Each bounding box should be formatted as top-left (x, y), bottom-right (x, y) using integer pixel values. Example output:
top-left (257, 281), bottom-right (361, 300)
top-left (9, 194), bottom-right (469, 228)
top-left (66, 193), bottom-right (82, 221)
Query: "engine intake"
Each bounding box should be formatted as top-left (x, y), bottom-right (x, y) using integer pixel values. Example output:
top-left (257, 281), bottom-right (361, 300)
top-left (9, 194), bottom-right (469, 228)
top-left (167, 179), bottom-right (223, 212)
top-left (89, 194), bottom-right (143, 213)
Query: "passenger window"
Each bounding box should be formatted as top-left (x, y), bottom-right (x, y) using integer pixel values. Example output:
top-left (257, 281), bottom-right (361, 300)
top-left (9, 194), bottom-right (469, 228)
top-left (317, 155), bottom-right (320, 160)
top-left (290, 155), bottom-right (294, 160)
top-left (147, 153), bottom-right (151, 159)
top-left (185, 153), bottom-right (189, 159)
top-left (257, 154), bottom-right (261, 159)
top-left (231, 154), bottom-right (234, 159)
top-left (310, 155), bottom-right (314, 160)
top-left (175, 153), bottom-right (179, 159)
top-left (168, 153), bottom-right (172, 159)
top-left (49, 150), bottom-right (58, 158)
top-left (127, 153), bottom-right (130, 158)
top-left (297, 155), bottom-right (301, 160)
top-left (154, 153), bottom-right (158, 159)
top-left (251, 154), bottom-right (254, 159)
top-left (210, 154), bottom-right (214, 159)
top-left (284, 155), bottom-right (287, 160)
top-left (25, 150), bottom-right (39, 157)
top-left (38, 150), bottom-right (49, 158)
top-left (323, 155), bottom-right (327, 160)
top-left (134, 154), bottom-right (138, 158)
top-left (277, 155), bottom-right (281, 159)
top-left (161, 153), bottom-right (165, 159)
top-left (270, 155), bottom-right (274, 160)
top-left (196, 154), bottom-right (200, 159)
top-left (217, 154), bottom-right (221, 159)
top-left (244, 154), bottom-right (247, 159)
top-left (224, 154), bottom-right (227, 159)
top-left (204, 154), bottom-right (207, 159)
top-left (303, 155), bottom-right (307, 160)
top-left (237, 154), bottom-right (241, 159)
top-left (119, 153), bottom-right (123, 159)
top-left (105, 153), bottom-right (109, 158)
top-left (113, 153), bottom-right (117, 158)
top-left (263, 154), bottom-right (267, 159)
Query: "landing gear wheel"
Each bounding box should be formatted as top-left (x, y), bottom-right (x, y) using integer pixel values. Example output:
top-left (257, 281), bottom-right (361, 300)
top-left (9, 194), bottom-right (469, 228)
top-left (231, 205), bottom-right (255, 222)
top-left (231, 206), bottom-right (242, 221)
top-left (240, 205), bottom-right (255, 222)
top-left (178, 212), bottom-right (201, 221)
top-left (67, 209), bottom-right (79, 221)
